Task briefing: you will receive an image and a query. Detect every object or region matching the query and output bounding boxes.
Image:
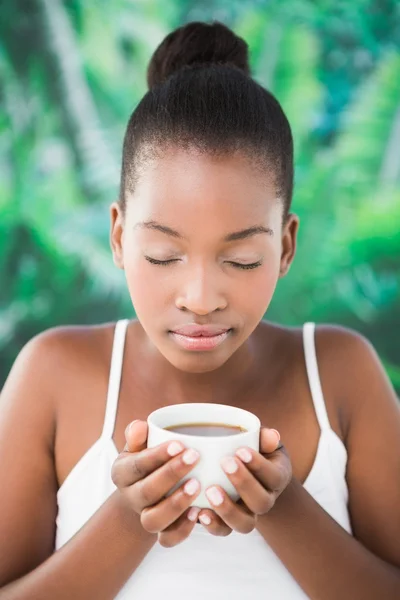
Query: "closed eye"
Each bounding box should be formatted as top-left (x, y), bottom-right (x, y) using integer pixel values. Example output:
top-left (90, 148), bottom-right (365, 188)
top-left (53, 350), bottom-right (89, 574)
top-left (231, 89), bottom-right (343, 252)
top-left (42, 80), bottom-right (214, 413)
top-left (145, 256), bottom-right (263, 270)
top-left (144, 257), bottom-right (179, 266)
top-left (227, 261), bottom-right (263, 270)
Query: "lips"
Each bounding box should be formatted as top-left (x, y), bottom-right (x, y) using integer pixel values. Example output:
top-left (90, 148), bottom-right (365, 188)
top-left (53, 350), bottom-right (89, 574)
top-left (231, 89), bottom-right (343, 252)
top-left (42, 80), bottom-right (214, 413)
top-left (169, 328), bottom-right (232, 351)
top-left (170, 324), bottom-right (231, 337)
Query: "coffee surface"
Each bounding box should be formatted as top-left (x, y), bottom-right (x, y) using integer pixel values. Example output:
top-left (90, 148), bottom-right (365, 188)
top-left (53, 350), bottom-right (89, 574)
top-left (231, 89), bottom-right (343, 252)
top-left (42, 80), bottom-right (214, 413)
top-left (164, 422), bottom-right (247, 436)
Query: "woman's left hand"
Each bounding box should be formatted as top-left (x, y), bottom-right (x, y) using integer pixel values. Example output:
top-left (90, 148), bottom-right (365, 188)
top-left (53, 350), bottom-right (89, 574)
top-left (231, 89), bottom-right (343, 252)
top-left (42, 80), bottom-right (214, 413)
top-left (196, 427), bottom-right (292, 535)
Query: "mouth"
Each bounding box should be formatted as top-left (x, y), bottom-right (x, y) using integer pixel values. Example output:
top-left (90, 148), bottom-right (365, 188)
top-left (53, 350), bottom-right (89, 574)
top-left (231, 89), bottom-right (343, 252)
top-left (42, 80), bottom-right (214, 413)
top-left (168, 326), bottom-right (233, 351)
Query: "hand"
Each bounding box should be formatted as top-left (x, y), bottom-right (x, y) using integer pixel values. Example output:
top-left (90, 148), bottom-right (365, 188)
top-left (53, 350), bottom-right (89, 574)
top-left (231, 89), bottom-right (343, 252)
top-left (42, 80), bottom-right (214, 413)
top-left (195, 428), bottom-right (292, 536)
top-left (111, 420), bottom-right (205, 547)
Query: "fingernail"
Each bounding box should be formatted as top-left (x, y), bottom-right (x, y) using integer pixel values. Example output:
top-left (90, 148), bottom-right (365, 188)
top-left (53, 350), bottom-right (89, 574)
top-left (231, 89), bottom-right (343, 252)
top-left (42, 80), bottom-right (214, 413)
top-left (184, 478), bottom-right (200, 496)
top-left (270, 429), bottom-right (281, 443)
top-left (236, 447), bottom-right (252, 463)
top-left (220, 456), bottom-right (238, 474)
top-left (199, 514), bottom-right (211, 525)
top-left (206, 486), bottom-right (224, 506)
top-left (167, 441), bottom-right (184, 456)
top-left (187, 507), bottom-right (201, 522)
top-left (182, 448), bottom-right (200, 465)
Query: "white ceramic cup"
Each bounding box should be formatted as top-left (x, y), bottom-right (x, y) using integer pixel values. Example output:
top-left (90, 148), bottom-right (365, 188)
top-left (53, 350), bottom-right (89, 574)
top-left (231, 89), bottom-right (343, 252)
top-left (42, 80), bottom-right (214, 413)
top-left (147, 403), bottom-right (261, 509)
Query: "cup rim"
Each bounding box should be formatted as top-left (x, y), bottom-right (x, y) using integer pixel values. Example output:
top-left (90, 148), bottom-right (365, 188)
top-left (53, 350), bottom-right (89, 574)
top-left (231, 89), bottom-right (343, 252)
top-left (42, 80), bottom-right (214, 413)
top-left (147, 402), bottom-right (261, 440)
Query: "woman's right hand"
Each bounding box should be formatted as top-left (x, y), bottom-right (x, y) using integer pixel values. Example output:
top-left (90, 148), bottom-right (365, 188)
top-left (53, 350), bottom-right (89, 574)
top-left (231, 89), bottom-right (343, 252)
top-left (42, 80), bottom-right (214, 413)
top-left (111, 420), bottom-right (203, 547)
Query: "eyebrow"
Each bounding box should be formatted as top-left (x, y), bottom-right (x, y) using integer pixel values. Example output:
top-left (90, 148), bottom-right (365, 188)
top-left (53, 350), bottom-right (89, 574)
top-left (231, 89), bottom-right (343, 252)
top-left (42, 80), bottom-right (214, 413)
top-left (135, 220), bottom-right (274, 242)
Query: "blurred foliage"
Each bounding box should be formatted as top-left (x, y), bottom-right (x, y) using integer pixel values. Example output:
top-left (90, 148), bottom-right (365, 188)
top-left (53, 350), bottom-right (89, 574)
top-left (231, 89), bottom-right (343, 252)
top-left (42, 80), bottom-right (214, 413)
top-left (0, 0), bottom-right (399, 393)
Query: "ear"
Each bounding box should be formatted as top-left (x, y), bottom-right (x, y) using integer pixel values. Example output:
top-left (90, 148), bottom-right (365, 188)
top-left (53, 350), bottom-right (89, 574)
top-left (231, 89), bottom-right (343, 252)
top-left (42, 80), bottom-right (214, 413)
top-left (110, 202), bottom-right (125, 270)
top-left (279, 213), bottom-right (299, 278)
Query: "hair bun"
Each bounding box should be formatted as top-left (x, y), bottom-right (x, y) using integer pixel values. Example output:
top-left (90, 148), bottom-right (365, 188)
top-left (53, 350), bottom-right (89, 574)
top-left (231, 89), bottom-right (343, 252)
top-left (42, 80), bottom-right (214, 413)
top-left (147, 21), bottom-right (250, 89)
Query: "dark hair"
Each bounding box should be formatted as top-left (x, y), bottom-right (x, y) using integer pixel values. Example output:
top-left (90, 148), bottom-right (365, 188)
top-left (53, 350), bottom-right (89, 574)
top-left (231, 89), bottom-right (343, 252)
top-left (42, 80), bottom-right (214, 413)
top-left (120, 21), bottom-right (293, 221)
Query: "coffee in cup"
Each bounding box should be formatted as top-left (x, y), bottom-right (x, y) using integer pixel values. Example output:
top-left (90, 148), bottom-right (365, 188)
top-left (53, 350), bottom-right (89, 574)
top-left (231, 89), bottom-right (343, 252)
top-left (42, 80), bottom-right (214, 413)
top-left (164, 422), bottom-right (248, 436)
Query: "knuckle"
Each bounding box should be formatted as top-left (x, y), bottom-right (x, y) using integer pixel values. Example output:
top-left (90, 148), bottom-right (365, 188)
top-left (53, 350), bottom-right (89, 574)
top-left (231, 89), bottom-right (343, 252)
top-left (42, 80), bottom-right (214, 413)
top-left (259, 494), bottom-right (275, 514)
top-left (251, 461), bottom-right (264, 477)
top-left (222, 529), bottom-right (232, 537)
top-left (285, 460), bottom-right (293, 482)
top-left (219, 502), bottom-right (235, 521)
top-left (216, 525), bottom-right (232, 537)
top-left (130, 457), bottom-right (145, 480)
top-left (158, 533), bottom-right (176, 548)
top-left (137, 480), bottom-right (156, 507)
top-left (140, 509), bottom-right (158, 534)
top-left (111, 461), bottom-right (122, 487)
top-left (169, 489), bottom-right (188, 512)
top-left (111, 455), bottom-right (145, 488)
top-left (165, 458), bottom-right (184, 482)
top-left (276, 463), bottom-right (292, 490)
top-left (241, 519), bottom-right (255, 535)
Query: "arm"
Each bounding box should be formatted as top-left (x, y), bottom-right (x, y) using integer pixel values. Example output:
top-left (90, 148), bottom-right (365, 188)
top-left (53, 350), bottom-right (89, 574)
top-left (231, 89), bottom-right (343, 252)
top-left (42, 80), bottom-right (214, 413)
top-left (256, 327), bottom-right (400, 599)
top-left (1, 490), bottom-right (156, 600)
top-left (0, 333), bottom-right (156, 600)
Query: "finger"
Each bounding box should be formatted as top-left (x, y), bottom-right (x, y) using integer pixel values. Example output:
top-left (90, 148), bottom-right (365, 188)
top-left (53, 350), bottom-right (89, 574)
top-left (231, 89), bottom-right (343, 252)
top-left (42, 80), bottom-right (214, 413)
top-left (157, 507), bottom-right (201, 548)
top-left (111, 438), bottom-right (189, 488)
top-left (234, 445), bottom-right (291, 493)
top-left (219, 454), bottom-right (276, 515)
top-left (134, 447), bottom-right (201, 510)
top-left (204, 486), bottom-right (256, 534)
top-left (140, 477), bottom-right (201, 533)
top-left (197, 509), bottom-right (232, 536)
top-left (260, 427), bottom-right (281, 454)
top-left (124, 420), bottom-right (148, 452)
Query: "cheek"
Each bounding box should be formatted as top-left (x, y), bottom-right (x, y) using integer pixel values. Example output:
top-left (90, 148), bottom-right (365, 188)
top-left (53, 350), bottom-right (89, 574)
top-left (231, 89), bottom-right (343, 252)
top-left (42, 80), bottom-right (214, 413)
top-left (239, 267), bottom-right (279, 316)
top-left (124, 261), bottom-right (165, 316)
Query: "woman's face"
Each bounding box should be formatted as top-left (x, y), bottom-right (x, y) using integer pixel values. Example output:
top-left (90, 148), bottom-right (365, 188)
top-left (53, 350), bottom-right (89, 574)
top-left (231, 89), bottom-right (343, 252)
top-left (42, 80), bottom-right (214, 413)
top-left (111, 147), bottom-right (298, 373)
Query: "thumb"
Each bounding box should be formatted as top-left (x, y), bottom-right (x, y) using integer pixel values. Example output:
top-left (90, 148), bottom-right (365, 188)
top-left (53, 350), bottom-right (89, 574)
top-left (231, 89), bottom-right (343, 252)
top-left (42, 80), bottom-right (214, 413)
top-left (123, 420), bottom-right (148, 453)
top-left (260, 427), bottom-right (281, 454)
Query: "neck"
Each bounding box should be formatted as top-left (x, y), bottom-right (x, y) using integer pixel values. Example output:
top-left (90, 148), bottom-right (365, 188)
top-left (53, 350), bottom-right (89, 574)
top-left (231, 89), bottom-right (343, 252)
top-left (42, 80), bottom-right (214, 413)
top-left (135, 326), bottom-right (265, 408)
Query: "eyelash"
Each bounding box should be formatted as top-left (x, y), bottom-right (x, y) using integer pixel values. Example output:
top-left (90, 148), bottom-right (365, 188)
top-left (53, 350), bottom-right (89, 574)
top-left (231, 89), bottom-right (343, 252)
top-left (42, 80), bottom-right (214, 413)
top-left (144, 257), bottom-right (263, 270)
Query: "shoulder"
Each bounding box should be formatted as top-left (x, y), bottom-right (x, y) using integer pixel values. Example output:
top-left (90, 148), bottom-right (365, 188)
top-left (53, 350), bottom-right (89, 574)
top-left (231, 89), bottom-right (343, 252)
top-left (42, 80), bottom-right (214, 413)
top-left (25, 321), bottom-right (117, 356)
top-left (312, 322), bottom-right (387, 404)
top-left (2, 322), bottom-right (118, 414)
top-left (21, 321), bottom-right (116, 366)
top-left (271, 319), bottom-right (378, 376)
top-left (259, 319), bottom-right (374, 367)
top-left (307, 322), bottom-right (394, 440)
top-left (262, 320), bottom-right (388, 437)
top-left (313, 322), bottom-right (376, 361)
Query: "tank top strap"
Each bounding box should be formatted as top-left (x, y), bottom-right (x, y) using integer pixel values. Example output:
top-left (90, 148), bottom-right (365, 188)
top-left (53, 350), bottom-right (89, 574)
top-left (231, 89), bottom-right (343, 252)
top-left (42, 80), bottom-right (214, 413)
top-left (302, 322), bottom-right (331, 432)
top-left (101, 319), bottom-right (130, 440)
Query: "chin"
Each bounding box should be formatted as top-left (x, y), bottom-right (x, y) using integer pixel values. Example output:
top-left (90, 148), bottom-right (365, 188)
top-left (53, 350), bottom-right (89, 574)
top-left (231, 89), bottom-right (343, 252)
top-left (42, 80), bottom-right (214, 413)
top-left (164, 349), bottom-right (233, 374)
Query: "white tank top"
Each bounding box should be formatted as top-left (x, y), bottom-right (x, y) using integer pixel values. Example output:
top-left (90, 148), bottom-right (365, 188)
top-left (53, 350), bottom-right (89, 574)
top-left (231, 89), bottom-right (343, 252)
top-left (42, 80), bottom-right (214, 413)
top-left (55, 321), bottom-right (352, 599)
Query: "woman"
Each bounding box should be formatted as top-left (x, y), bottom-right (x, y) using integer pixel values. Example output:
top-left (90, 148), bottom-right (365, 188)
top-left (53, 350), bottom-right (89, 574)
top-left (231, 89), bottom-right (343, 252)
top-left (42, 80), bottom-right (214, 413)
top-left (0, 21), bottom-right (399, 600)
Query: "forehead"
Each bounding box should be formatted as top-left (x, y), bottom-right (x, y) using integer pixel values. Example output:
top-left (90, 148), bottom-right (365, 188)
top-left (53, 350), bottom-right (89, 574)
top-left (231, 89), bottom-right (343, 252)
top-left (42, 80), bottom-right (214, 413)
top-left (127, 147), bottom-right (280, 228)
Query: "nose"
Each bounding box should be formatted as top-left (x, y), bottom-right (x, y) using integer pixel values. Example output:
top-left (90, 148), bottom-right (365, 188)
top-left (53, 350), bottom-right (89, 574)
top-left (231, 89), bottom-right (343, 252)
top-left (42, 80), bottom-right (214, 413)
top-left (175, 264), bottom-right (227, 315)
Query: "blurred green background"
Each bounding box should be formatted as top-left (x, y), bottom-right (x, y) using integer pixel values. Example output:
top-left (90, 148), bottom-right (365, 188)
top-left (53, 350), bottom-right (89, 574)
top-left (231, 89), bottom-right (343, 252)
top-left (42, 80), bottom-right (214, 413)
top-left (0, 0), bottom-right (399, 393)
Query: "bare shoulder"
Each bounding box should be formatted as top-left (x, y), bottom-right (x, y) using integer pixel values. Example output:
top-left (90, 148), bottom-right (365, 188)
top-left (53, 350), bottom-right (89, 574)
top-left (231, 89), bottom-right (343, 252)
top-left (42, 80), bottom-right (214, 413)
top-left (1, 321), bottom-right (121, 491)
top-left (305, 323), bottom-right (397, 442)
top-left (28, 321), bottom-right (115, 378)
top-left (1, 322), bottom-right (117, 440)
top-left (24, 320), bottom-right (116, 366)
top-left (256, 319), bottom-right (375, 372)
top-left (259, 320), bottom-right (392, 437)
top-left (313, 323), bottom-right (395, 411)
top-left (262, 319), bottom-right (374, 357)
top-left (313, 322), bottom-right (376, 363)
